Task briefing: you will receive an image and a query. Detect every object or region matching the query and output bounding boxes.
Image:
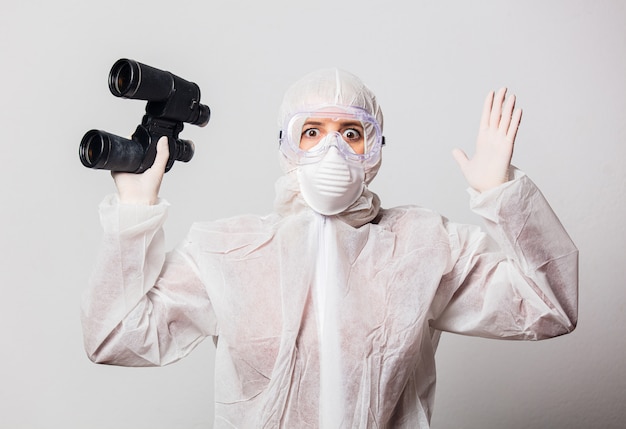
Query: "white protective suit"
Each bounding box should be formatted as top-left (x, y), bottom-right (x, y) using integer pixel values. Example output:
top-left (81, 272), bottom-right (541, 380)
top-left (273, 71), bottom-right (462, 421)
top-left (81, 69), bottom-right (578, 428)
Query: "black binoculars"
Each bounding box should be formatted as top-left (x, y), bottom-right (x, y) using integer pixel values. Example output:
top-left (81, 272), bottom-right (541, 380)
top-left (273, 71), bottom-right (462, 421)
top-left (79, 58), bottom-right (210, 173)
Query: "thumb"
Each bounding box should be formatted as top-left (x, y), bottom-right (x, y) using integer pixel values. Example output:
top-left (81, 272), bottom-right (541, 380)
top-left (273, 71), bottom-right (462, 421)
top-left (151, 136), bottom-right (170, 172)
top-left (451, 148), bottom-right (469, 171)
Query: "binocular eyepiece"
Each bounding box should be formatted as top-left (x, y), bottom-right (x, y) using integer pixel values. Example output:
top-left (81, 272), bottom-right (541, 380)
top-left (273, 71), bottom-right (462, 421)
top-left (79, 58), bottom-right (210, 173)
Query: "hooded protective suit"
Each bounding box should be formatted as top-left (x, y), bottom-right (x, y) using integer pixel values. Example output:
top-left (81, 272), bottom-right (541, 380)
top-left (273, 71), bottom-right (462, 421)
top-left (81, 69), bottom-right (578, 428)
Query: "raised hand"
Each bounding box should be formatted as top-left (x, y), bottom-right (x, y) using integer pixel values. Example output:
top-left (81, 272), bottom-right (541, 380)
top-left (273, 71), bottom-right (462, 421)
top-left (112, 136), bottom-right (169, 205)
top-left (452, 87), bottom-right (522, 192)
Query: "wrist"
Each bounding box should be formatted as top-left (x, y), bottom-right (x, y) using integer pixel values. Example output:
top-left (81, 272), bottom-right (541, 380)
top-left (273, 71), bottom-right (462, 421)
top-left (117, 190), bottom-right (159, 205)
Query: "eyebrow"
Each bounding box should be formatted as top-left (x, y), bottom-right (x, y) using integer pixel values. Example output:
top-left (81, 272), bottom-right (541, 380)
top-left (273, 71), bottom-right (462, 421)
top-left (340, 121), bottom-right (364, 129)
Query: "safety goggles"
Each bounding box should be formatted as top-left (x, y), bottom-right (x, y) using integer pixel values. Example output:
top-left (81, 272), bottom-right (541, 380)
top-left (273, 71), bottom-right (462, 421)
top-left (279, 105), bottom-right (384, 166)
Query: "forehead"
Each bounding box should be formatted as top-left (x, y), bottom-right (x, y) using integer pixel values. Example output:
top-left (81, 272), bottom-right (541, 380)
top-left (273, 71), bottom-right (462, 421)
top-left (302, 116), bottom-right (364, 127)
top-left (300, 107), bottom-right (362, 123)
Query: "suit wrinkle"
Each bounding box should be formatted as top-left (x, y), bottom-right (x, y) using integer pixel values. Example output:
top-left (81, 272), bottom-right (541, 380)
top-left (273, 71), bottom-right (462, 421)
top-left (534, 250), bottom-right (579, 271)
top-left (511, 186), bottom-right (535, 245)
top-left (216, 388), bottom-right (265, 405)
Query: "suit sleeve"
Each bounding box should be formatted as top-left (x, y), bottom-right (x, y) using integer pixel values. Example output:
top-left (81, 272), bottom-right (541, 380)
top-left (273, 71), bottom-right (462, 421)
top-left (81, 195), bottom-right (217, 366)
top-left (432, 169), bottom-right (578, 340)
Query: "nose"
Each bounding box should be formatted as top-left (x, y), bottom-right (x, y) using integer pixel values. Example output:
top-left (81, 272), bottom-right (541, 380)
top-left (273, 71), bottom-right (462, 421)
top-left (321, 132), bottom-right (343, 149)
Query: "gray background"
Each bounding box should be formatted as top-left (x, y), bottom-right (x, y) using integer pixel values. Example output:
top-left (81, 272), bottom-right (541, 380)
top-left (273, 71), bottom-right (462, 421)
top-left (1, 1), bottom-right (624, 428)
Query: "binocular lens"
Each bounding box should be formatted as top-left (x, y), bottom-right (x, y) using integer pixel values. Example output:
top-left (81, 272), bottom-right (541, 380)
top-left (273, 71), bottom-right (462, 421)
top-left (110, 60), bottom-right (137, 97)
top-left (113, 62), bottom-right (133, 95)
top-left (80, 131), bottom-right (105, 168)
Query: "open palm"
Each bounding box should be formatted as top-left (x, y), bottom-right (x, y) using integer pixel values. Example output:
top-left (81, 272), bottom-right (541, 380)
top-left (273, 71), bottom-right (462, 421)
top-left (452, 87), bottom-right (522, 192)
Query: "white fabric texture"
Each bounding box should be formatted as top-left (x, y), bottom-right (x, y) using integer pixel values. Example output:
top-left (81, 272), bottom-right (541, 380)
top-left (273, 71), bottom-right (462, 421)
top-left (81, 69), bottom-right (578, 428)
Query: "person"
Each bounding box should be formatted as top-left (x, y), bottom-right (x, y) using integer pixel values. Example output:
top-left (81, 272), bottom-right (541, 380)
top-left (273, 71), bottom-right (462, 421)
top-left (81, 68), bottom-right (578, 428)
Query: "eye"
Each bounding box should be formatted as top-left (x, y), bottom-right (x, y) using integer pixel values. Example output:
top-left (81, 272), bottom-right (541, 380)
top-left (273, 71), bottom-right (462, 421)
top-left (342, 128), bottom-right (361, 141)
top-left (302, 128), bottom-right (320, 139)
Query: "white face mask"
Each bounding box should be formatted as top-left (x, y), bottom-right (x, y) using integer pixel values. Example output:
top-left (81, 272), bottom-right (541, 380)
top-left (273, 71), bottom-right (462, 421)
top-left (297, 145), bottom-right (365, 215)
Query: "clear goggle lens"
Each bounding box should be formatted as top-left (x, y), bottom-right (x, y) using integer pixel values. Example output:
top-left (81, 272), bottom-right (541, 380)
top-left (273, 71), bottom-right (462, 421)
top-left (280, 106), bottom-right (383, 166)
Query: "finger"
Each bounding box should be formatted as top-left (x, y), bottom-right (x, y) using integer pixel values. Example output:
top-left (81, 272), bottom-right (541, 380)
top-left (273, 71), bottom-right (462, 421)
top-left (489, 87), bottom-right (507, 129)
top-left (499, 93), bottom-right (516, 134)
top-left (480, 90), bottom-right (494, 130)
top-left (506, 108), bottom-right (523, 142)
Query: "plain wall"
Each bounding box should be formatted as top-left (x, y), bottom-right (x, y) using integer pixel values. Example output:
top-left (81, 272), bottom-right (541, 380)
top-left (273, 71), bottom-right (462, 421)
top-left (1, 1), bottom-right (624, 428)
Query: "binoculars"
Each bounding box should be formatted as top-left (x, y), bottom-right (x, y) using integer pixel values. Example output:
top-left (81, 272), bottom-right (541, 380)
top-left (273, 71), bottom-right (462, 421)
top-left (79, 58), bottom-right (210, 173)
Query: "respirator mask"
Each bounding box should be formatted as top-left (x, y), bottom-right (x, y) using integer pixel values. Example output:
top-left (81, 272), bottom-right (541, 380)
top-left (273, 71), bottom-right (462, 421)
top-left (279, 106), bottom-right (384, 215)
